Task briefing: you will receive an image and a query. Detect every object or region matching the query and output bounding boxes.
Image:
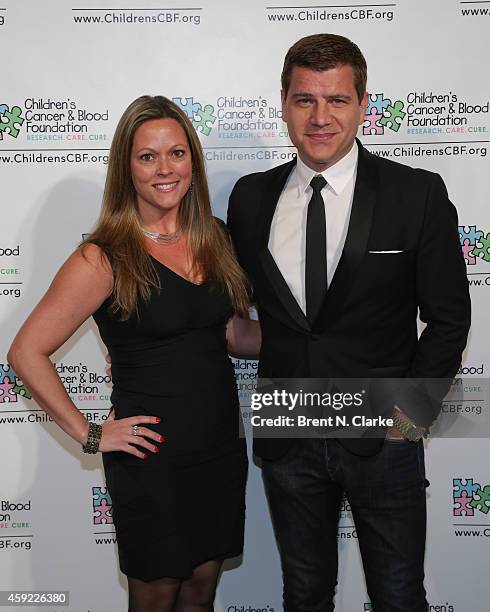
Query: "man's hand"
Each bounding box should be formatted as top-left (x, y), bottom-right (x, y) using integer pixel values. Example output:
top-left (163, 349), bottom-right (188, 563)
top-left (105, 353), bottom-right (112, 378)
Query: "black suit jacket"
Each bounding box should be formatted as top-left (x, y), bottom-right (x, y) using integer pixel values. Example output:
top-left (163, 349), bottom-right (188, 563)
top-left (227, 141), bottom-right (471, 459)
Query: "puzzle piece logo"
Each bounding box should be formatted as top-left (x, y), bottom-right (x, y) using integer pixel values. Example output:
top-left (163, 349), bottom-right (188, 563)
top-left (363, 93), bottom-right (406, 135)
top-left (92, 486), bottom-right (113, 524)
top-left (453, 478), bottom-right (490, 516)
top-left (0, 103), bottom-right (25, 140)
top-left (458, 225), bottom-right (490, 266)
top-left (172, 97), bottom-right (216, 136)
top-left (0, 363), bottom-right (32, 403)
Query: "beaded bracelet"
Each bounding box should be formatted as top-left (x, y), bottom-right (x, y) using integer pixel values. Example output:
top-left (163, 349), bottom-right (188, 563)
top-left (82, 422), bottom-right (103, 454)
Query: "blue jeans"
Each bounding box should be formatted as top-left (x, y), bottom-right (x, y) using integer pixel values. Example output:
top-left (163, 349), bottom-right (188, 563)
top-left (262, 438), bottom-right (429, 612)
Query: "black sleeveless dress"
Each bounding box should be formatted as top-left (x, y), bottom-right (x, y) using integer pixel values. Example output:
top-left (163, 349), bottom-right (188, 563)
top-left (93, 255), bottom-right (248, 582)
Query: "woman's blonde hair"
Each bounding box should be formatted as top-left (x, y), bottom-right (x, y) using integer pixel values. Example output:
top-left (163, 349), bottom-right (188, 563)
top-left (83, 95), bottom-right (250, 319)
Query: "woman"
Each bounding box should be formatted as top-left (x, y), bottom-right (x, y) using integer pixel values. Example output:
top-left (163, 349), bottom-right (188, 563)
top-left (8, 95), bottom-right (260, 612)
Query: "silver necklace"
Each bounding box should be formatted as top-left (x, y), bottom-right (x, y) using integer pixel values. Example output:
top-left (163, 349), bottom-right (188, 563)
top-left (142, 228), bottom-right (182, 245)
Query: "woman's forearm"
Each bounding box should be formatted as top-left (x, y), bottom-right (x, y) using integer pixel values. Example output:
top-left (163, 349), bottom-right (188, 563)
top-left (7, 345), bottom-right (89, 445)
top-left (226, 315), bottom-right (262, 359)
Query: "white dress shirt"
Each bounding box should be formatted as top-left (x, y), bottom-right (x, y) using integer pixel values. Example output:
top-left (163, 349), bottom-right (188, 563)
top-left (268, 142), bottom-right (359, 314)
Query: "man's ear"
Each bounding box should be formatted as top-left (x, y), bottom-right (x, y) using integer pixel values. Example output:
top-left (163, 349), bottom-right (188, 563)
top-left (281, 89), bottom-right (288, 122)
top-left (358, 91), bottom-right (369, 124)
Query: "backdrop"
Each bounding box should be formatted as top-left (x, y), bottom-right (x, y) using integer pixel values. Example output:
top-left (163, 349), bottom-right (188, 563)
top-left (1, 1), bottom-right (489, 611)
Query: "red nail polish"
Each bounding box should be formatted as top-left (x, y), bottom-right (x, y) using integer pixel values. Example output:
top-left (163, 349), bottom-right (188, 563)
top-left (154, 447), bottom-right (160, 454)
top-left (142, 454), bottom-right (147, 460)
top-left (160, 436), bottom-right (166, 443)
top-left (155, 417), bottom-right (161, 423)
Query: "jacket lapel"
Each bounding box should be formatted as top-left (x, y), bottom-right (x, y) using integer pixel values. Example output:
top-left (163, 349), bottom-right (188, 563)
top-left (257, 159), bottom-right (311, 332)
top-left (256, 142), bottom-right (378, 333)
top-left (315, 141), bottom-right (377, 330)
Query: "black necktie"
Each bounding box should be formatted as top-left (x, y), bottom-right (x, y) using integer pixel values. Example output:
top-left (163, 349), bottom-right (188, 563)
top-left (306, 175), bottom-right (327, 324)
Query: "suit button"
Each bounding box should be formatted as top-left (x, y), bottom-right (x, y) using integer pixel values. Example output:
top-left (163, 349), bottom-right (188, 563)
top-left (311, 333), bottom-right (320, 341)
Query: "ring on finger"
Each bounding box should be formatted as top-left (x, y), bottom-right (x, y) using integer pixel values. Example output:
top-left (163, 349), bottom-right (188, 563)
top-left (131, 424), bottom-right (140, 436)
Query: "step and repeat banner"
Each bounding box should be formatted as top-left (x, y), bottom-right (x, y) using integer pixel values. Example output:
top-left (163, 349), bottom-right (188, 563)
top-left (1, 1), bottom-right (489, 611)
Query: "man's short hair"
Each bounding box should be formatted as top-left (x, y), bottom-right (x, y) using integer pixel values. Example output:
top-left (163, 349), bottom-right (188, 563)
top-left (281, 33), bottom-right (368, 102)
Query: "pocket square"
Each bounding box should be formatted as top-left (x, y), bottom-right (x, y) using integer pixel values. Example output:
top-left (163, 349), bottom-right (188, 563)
top-left (368, 250), bottom-right (405, 254)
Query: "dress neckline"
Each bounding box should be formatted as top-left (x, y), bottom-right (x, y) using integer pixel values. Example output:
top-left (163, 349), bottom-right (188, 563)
top-left (149, 254), bottom-right (205, 287)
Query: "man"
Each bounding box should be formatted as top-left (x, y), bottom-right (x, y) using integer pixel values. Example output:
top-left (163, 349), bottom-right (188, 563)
top-left (227, 34), bottom-right (470, 612)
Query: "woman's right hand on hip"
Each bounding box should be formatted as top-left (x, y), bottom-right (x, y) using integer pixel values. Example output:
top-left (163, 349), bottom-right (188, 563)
top-left (99, 415), bottom-right (164, 458)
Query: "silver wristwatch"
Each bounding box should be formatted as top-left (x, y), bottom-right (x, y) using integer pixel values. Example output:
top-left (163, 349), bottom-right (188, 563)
top-left (391, 407), bottom-right (426, 442)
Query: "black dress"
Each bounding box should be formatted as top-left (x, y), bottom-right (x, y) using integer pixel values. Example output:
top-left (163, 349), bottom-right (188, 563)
top-left (93, 255), bottom-right (248, 582)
